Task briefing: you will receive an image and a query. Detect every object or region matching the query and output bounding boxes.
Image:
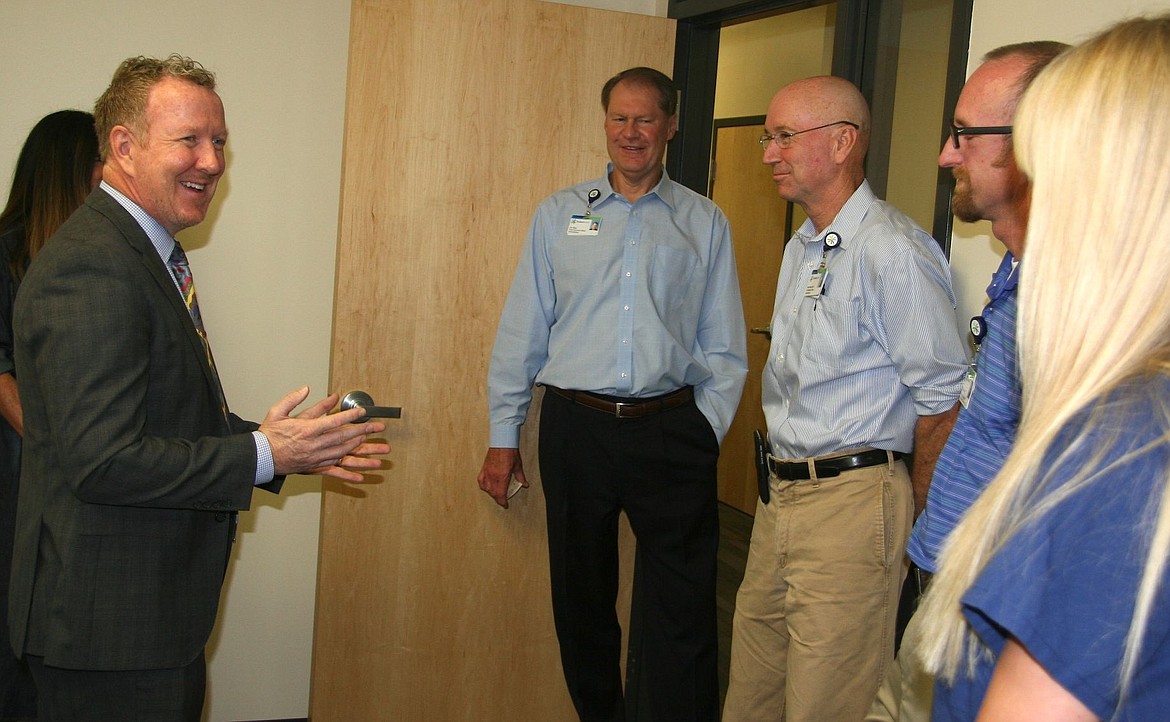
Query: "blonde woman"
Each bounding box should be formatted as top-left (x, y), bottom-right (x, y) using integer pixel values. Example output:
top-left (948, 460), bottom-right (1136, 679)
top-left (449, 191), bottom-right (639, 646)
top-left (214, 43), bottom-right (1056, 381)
top-left (919, 14), bottom-right (1170, 721)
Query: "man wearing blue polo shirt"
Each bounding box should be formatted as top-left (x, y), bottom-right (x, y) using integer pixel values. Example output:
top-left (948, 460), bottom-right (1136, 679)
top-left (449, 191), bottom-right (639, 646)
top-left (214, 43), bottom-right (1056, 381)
top-left (867, 40), bottom-right (1069, 722)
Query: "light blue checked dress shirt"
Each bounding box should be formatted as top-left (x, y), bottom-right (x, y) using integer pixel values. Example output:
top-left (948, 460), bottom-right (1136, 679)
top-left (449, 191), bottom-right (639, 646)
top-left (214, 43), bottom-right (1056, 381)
top-left (488, 166), bottom-right (748, 448)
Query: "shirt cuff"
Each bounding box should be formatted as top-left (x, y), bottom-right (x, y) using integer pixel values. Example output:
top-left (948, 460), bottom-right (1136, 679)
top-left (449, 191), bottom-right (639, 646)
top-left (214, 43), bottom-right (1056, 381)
top-left (253, 430), bottom-right (275, 485)
top-left (489, 424), bottom-right (521, 449)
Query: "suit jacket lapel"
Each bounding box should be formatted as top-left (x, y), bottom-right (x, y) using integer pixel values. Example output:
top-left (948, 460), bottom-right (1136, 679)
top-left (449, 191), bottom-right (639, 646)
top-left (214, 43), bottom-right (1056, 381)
top-left (86, 191), bottom-right (228, 417)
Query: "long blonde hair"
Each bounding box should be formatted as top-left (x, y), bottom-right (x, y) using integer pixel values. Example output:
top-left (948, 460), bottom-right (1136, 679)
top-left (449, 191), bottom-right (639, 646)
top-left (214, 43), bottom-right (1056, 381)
top-left (919, 13), bottom-right (1170, 696)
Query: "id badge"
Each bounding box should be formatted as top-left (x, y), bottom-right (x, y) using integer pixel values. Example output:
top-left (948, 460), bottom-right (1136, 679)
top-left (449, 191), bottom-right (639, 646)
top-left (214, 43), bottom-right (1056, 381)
top-left (567, 215), bottom-right (601, 236)
top-left (804, 269), bottom-right (825, 298)
top-left (959, 364), bottom-right (978, 408)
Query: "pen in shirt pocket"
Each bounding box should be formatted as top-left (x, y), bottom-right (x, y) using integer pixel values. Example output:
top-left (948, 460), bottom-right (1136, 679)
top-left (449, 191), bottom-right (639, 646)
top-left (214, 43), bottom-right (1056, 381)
top-left (814, 281), bottom-right (828, 310)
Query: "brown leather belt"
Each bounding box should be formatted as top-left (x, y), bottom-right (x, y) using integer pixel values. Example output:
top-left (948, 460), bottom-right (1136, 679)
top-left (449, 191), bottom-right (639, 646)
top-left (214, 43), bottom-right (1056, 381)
top-left (545, 385), bottom-right (693, 419)
top-left (767, 449), bottom-right (903, 480)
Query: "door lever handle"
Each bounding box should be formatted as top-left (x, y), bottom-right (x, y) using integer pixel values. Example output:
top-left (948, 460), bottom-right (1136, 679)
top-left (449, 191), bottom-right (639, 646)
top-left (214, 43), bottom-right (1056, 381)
top-left (340, 390), bottom-right (402, 422)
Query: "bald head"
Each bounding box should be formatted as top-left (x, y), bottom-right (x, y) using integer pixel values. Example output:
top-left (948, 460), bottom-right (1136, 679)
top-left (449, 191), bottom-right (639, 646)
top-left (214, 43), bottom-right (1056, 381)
top-left (777, 76), bottom-right (871, 161)
top-left (763, 76), bottom-right (871, 229)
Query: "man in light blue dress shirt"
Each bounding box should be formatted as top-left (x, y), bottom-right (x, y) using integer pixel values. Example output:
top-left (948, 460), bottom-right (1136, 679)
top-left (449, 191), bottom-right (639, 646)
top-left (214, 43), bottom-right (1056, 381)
top-left (723, 76), bottom-right (968, 722)
top-left (478, 67), bottom-right (747, 722)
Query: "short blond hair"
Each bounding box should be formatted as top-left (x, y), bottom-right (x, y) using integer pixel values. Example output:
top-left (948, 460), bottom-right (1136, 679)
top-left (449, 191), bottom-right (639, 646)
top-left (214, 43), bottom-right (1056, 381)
top-left (94, 54), bottom-right (216, 159)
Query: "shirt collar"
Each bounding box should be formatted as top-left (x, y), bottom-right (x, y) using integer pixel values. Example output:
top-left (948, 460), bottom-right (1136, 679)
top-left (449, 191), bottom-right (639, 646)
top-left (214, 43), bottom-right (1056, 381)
top-left (100, 180), bottom-right (175, 264)
top-left (795, 179), bottom-right (876, 249)
top-left (600, 163), bottom-right (674, 210)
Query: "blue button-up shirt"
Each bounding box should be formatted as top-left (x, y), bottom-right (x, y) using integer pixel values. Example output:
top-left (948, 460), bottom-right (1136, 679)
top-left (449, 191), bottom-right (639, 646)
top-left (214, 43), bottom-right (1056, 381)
top-left (908, 251), bottom-right (1020, 573)
top-left (488, 167), bottom-right (748, 448)
top-left (763, 181), bottom-right (967, 458)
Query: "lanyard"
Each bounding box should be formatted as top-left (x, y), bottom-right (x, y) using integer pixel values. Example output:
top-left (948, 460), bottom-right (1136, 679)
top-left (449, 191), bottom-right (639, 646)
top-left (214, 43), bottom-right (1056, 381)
top-left (804, 231), bottom-right (840, 299)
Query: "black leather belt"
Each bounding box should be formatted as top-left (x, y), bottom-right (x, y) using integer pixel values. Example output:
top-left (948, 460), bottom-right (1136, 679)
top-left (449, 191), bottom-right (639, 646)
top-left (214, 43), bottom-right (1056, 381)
top-left (545, 385), bottom-right (693, 419)
top-left (767, 449), bottom-right (903, 480)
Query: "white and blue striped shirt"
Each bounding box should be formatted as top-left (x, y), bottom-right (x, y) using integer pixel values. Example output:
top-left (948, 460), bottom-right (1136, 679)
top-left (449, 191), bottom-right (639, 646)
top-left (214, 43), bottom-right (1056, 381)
top-left (763, 180), bottom-right (967, 458)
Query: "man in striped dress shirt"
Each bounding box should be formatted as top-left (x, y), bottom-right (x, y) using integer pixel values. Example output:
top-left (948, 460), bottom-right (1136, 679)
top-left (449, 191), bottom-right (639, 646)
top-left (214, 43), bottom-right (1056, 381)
top-left (723, 76), bottom-right (968, 722)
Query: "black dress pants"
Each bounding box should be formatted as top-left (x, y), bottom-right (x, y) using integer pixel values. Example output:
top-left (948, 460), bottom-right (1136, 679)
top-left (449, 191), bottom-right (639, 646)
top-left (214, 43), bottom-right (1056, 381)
top-left (539, 389), bottom-right (720, 722)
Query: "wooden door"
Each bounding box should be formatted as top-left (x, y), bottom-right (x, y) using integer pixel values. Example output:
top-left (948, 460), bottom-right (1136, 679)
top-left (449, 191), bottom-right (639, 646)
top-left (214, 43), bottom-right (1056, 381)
top-left (711, 123), bottom-right (788, 514)
top-left (310, 1), bottom-right (675, 719)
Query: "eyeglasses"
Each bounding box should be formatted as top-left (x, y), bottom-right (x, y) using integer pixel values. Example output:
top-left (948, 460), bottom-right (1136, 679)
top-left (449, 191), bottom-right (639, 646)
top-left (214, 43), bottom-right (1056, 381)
top-left (759, 120), bottom-right (859, 150)
top-left (949, 124), bottom-right (1012, 149)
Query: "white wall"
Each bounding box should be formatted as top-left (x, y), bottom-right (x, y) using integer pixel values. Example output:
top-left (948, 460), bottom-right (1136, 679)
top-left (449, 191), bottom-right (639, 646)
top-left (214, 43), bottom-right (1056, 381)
top-left (0, 2), bottom-right (350, 720)
top-left (714, 6), bottom-right (836, 119)
top-left (950, 0), bottom-right (1170, 325)
top-left (0, 1), bottom-right (665, 720)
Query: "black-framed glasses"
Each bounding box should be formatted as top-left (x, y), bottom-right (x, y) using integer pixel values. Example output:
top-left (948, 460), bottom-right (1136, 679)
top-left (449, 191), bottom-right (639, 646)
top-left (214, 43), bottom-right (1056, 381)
top-left (760, 120), bottom-right (859, 150)
top-left (949, 124), bottom-right (1012, 149)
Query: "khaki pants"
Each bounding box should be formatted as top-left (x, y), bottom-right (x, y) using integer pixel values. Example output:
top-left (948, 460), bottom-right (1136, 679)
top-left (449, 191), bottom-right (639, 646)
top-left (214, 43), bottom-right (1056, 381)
top-left (865, 603), bottom-right (934, 722)
top-left (723, 459), bottom-right (912, 722)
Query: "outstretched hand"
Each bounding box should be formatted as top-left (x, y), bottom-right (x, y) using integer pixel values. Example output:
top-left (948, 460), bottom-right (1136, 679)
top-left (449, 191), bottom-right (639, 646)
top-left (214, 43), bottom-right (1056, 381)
top-left (260, 386), bottom-right (390, 482)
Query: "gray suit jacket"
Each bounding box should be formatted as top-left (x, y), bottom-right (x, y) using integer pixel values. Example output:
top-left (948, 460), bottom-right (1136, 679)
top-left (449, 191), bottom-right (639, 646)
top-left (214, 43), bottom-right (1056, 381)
top-left (8, 188), bottom-right (280, 671)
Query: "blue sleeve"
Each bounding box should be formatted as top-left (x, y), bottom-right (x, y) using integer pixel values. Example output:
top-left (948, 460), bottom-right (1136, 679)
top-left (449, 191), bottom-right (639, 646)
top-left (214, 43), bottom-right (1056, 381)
top-left (870, 229), bottom-right (967, 415)
top-left (487, 205), bottom-right (556, 448)
top-left (691, 208), bottom-right (747, 444)
top-left (961, 398), bottom-right (1170, 719)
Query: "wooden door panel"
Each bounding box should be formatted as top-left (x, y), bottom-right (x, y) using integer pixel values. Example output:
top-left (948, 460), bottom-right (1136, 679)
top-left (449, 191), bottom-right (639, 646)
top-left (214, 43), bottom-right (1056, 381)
top-left (711, 123), bottom-right (787, 515)
top-left (312, 1), bottom-right (675, 718)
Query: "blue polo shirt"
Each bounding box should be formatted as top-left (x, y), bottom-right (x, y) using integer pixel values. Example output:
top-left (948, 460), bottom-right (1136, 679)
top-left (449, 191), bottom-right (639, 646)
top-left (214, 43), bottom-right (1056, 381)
top-left (907, 252), bottom-right (1020, 573)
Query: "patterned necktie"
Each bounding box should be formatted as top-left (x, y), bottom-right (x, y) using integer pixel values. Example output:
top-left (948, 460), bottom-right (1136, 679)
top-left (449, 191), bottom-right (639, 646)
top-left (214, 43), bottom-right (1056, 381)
top-left (168, 242), bottom-right (228, 417)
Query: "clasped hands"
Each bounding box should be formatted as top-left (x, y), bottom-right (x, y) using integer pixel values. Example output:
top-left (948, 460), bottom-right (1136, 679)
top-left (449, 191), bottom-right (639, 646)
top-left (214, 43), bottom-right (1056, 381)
top-left (259, 386), bottom-right (390, 482)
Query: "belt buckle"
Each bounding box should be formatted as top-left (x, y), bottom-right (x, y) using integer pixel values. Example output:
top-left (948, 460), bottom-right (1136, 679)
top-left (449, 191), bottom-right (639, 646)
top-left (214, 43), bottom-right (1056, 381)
top-left (613, 401), bottom-right (633, 418)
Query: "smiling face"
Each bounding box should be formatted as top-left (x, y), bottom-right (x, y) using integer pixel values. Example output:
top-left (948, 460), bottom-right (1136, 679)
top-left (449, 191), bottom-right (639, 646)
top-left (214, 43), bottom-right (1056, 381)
top-left (938, 56), bottom-right (1030, 227)
top-left (762, 81), bottom-right (850, 210)
top-left (604, 80), bottom-right (676, 195)
top-left (113, 76), bottom-right (227, 235)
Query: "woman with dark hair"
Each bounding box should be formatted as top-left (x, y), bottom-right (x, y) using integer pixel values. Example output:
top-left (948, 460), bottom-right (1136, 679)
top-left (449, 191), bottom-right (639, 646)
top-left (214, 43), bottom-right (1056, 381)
top-left (0, 108), bottom-right (99, 721)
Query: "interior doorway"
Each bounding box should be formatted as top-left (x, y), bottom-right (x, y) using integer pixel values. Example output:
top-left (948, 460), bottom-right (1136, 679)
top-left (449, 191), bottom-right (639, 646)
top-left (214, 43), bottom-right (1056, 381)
top-left (709, 5), bottom-right (837, 514)
top-left (678, 0), bottom-right (969, 515)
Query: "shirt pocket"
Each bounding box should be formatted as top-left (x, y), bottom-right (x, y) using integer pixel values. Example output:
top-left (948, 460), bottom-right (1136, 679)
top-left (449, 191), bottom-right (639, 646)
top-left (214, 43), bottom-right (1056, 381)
top-left (800, 294), bottom-right (869, 370)
top-left (648, 244), bottom-right (699, 315)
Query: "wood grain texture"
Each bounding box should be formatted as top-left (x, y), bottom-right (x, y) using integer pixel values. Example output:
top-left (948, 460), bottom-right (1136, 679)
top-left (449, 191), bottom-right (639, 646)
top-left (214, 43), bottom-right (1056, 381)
top-left (311, 1), bottom-right (674, 718)
top-left (711, 123), bottom-right (787, 515)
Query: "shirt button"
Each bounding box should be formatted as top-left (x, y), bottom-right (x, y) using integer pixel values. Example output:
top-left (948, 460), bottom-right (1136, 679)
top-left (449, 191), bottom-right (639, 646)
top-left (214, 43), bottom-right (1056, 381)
top-left (624, 305), bottom-right (630, 311)
top-left (625, 271), bottom-right (631, 277)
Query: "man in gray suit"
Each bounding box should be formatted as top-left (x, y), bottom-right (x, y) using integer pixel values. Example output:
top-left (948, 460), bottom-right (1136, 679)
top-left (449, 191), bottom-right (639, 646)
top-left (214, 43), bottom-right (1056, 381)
top-left (8, 55), bottom-right (388, 720)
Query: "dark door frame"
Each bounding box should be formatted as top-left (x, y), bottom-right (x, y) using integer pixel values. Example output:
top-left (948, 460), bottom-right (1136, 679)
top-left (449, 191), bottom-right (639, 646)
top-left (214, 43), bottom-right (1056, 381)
top-left (666, 0), bottom-right (973, 247)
